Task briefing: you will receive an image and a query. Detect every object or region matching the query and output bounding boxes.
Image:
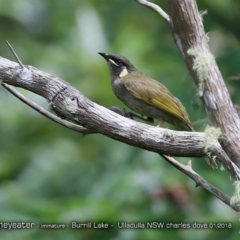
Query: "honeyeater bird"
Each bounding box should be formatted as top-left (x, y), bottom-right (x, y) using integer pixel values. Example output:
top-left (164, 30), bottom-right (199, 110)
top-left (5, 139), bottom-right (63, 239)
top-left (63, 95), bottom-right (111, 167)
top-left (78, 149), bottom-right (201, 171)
top-left (99, 53), bottom-right (217, 169)
top-left (99, 52), bottom-right (194, 131)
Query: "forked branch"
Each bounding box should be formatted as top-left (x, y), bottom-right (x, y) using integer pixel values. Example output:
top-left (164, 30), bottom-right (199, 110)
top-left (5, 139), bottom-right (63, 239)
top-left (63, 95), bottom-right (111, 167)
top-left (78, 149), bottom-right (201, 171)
top-left (0, 42), bottom-right (240, 211)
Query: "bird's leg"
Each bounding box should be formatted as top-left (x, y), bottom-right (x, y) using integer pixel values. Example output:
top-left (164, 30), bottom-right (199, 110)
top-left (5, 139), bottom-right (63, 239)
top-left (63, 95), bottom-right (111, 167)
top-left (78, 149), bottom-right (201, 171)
top-left (109, 107), bottom-right (155, 125)
top-left (157, 119), bottom-right (164, 127)
top-left (132, 114), bottom-right (153, 125)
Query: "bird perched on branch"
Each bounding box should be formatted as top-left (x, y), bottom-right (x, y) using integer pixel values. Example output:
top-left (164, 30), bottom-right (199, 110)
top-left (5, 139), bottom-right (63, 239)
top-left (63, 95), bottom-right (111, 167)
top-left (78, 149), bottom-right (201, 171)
top-left (99, 52), bottom-right (217, 169)
top-left (99, 52), bottom-right (193, 131)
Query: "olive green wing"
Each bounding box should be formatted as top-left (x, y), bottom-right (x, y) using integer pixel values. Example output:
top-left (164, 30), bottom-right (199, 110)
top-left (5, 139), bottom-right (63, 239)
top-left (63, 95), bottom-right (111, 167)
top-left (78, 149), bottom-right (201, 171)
top-left (123, 73), bottom-right (191, 124)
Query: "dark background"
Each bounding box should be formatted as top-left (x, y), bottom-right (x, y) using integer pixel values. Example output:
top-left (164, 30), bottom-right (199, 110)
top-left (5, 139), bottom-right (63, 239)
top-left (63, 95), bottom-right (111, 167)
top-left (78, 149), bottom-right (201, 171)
top-left (0, 0), bottom-right (240, 239)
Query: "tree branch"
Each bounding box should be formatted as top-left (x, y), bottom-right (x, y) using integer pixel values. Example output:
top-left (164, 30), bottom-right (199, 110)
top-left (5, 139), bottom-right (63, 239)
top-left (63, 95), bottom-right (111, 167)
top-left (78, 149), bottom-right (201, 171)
top-left (136, 0), bottom-right (240, 168)
top-left (1, 55), bottom-right (240, 211)
top-left (136, 0), bottom-right (170, 22)
top-left (6, 40), bottom-right (24, 68)
top-left (161, 154), bottom-right (240, 212)
top-left (1, 82), bottom-right (94, 135)
top-left (1, 83), bottom-right (149, 135)
top-left (165, 0), bottom-right (240, 168)
top-left (0, 57), bottom-right (230, 159)
top-left (3, 63), bottom-right (238, 210)
top-left (135, 0), bottom-right (240, 211)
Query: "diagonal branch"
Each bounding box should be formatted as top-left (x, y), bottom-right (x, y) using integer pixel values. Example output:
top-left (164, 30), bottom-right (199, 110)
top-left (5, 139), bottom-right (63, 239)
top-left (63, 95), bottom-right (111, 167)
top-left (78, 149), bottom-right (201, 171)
top-left (6, 40), bottom-right (24, 68)
top-left (1, 83), bottom-right (151, 135)
top-left (3, 79), bottom-right (239, 211)
top-left (165, 0), bottom-right (240, 168)
top-left (136, 0), bottom-right (170, 22)
top-left (1, 83), bottom-right (94, 135)
top-left (137, 0), bottom-right (240, 168)
top-left (2, 76), bottom-right (240, 212)
top-left (1, 55), bottom-right (240, 211)
top-left (0, 56), bottom-right (229, 160)
top-left (1, 37), bottom-right (240, 211)
top-left (161, 154), bottom-right (240, 212)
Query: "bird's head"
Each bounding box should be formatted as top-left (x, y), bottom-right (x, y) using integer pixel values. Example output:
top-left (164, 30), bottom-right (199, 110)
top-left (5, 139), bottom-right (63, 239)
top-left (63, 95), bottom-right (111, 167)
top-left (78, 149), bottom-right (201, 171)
top-left (99, 53), bottom-right (136, 79)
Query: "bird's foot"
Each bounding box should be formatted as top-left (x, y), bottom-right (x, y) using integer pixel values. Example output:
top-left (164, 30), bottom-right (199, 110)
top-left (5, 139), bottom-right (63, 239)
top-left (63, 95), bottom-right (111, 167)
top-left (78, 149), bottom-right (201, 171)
top-left (157, 119), bottom-right (164, 127)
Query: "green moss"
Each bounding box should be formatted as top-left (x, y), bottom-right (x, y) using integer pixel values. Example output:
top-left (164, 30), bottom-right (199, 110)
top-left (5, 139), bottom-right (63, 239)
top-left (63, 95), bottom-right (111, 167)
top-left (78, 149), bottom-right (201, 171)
top-left (204, 126), bottom-right (222, 153)
top-left (187, 48), bottom-right (215, 96)
top-left (230, 181), bottom-right (240, 205)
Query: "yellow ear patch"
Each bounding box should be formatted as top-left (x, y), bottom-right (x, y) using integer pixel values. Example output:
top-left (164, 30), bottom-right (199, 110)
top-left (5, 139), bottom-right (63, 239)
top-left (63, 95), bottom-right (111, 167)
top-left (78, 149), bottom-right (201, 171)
top-left (119, 67), bottom-right (128, 77)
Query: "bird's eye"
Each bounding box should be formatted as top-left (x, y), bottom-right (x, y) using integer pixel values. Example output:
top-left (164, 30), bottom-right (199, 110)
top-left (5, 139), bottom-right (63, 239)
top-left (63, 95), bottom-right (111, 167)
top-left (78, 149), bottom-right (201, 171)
top-left (117, 60), bottom-right (123, 67)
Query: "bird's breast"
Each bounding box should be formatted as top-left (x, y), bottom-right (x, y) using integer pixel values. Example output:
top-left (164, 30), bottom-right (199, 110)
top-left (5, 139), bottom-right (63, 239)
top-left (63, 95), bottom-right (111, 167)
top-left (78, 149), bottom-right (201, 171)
top-left (111, 77), bottom-right (156, 116)
top-left (112, 78), bottom-right (129, 103)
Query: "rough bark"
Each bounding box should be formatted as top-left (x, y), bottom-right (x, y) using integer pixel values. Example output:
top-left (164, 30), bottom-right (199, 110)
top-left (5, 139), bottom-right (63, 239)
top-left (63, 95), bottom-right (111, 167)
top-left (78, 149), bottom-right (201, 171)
top-left (166, 0), bottom-right (240, 168)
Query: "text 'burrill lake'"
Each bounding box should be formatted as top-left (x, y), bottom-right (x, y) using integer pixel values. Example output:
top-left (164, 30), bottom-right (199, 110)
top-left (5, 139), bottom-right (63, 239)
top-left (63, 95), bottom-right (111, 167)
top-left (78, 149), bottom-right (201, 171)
top-left (72, 222), bottom-right (109, 229)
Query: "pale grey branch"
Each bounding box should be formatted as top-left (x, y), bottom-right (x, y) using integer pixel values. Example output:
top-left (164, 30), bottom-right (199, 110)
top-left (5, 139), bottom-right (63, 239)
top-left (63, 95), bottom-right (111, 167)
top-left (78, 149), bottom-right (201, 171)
top-left (161, 154), bottom-right (240, 212)
top-left (136, 0), bottom-right (170, 22)
top-left (1, 82), bottom-right (94, 135)
top-left (0, 57), bottom-right (229, 160)
top-left (166, 0), bottom-right (240, 168)
top-left (0, 55), bottom-right (240, 211)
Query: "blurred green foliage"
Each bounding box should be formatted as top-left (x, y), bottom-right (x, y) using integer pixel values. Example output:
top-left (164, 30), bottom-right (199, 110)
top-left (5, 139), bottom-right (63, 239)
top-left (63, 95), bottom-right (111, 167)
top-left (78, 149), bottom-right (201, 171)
top-left (0, 0), bottom-right (240, 239)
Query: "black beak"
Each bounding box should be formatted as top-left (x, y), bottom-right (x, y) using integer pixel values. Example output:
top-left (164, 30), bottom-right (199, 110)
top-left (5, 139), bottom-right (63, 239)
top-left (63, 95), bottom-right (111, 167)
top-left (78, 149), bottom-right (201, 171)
top-left (98, 52), bottom-right (109, 60)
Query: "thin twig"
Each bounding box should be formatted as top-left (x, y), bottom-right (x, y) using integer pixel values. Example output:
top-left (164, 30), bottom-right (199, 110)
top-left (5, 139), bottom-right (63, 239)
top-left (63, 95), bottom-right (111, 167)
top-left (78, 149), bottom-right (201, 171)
top-left (192, 118), bottom-right (207, 126)
top-left (136, 0), bottom-right (170, 22)
top-left (160, 154), bottom-right (240, 212)
top-left (6, 41), bottom-right (24, 68)
top-left (1, 83), bottom-right (95, 135)
top-left (4, 41), bottom-right (94, 134)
